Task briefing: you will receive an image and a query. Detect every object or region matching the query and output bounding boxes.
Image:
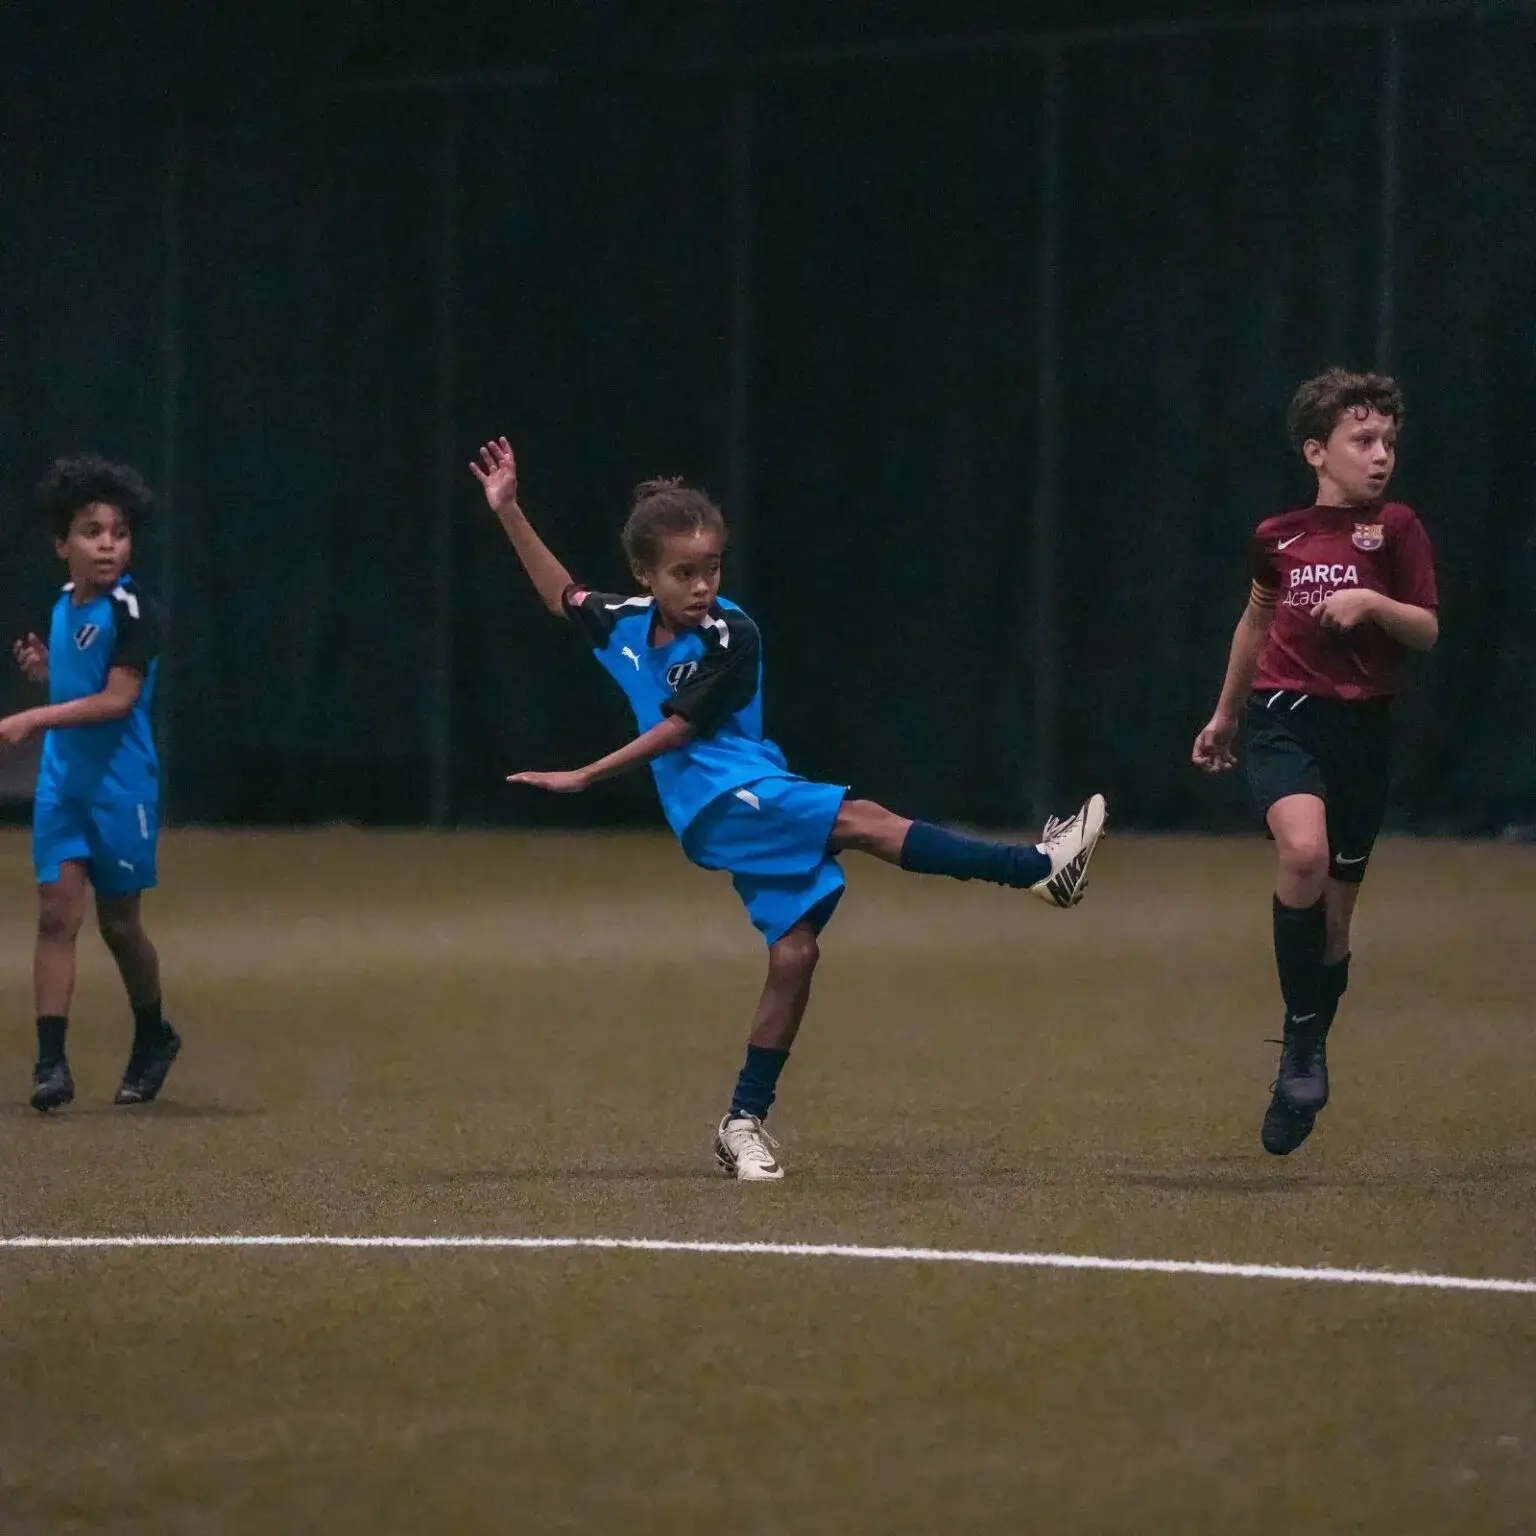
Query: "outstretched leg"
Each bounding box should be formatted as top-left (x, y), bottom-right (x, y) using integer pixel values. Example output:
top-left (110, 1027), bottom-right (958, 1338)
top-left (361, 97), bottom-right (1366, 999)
top-left (30, 863), bottom-right (89, 1111)
top-left (97, 893), bottom-right (181, 1106)
top-left (830, 794), bottom-right (1106, 908)
top-left (716, 922), bottom-right (821, 1182)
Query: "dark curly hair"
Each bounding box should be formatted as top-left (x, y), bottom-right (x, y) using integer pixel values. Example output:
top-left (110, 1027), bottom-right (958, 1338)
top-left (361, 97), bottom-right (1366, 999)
top-left (1286, 369), bottom-right (1405, 455)
top-left (36, 454), bottom-right (153, 540)
top-left (621, 477), bottom-right (727, 569)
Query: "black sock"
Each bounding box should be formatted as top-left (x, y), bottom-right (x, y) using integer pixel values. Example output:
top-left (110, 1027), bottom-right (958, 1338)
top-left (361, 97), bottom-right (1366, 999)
top-left (1320, 953), bottom-right (1351, 1030)
top-left (36, 1015), bottom-right (68, 1065)
top-left (1273, 895), bottom-right (1327, 1030)
top-left (132, 996), bottom-right (166, 1052)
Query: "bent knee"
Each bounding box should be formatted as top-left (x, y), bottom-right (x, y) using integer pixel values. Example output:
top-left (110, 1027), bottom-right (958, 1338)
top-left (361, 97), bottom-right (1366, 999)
top-left (770, 925), bottom-right (821, 975)
top-left (1276, 839), bottom-right (1330, 890)
top-left (97, 912), bottom-right (144, 947)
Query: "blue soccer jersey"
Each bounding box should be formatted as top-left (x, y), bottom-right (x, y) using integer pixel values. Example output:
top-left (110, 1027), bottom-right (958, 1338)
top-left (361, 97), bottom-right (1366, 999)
top-left (563, 586), bottom-right (794, 837)
top-left (37, 577), bottom-right (161, 804)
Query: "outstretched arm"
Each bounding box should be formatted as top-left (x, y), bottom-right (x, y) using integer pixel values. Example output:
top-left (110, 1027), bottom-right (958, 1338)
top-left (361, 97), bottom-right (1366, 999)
top-left (470, 437), bottom-right (574, 617)
top-left (507, 716), bottom-right (696, 794)
top-left (1192, 598), bottom-right (1274, 772)
top-left (0, 666), bottom-right (142, 751)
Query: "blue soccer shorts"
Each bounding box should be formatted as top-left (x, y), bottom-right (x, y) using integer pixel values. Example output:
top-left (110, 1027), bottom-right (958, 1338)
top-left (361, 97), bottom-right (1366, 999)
top-left (682, 777), bottom-right (848, 946)
top-left (33, 794), bottom-right (160, 895)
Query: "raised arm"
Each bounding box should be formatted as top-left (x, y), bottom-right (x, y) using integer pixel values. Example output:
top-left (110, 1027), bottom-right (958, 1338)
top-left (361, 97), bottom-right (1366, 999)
top-left (469, 437), bottom-right (574, 617)
top-left (1192, 597), bottom-right (1274, 772)
top-left (12, 633), bottom-right (49, 685)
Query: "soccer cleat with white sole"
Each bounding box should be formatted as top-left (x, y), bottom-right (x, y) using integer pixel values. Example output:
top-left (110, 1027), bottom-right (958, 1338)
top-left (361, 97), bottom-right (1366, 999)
top-left (714, 1113), bottom-right (785, 1181)
top-left (1030, 793), bottom-right (1107, 908)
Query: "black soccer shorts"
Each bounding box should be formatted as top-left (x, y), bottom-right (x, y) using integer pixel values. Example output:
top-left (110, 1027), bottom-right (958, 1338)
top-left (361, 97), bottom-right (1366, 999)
top-left (1243, 690), bottom-right (1394, 885)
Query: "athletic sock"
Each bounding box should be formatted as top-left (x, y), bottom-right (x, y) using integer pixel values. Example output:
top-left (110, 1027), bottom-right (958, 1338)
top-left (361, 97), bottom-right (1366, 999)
top-left (729, 1045), bottom-right (789, 1122)
top-left (1273, 895), bottom-right (1327, 1030)
top-left (899, 822), bottom-right (1050, 888)
top-left (36, 1015), bottom-right (68, 1066)
top-left (1320, 953), bottom-right (1351, 1031)
top-left (131, 997), bottom-right (166, 1053)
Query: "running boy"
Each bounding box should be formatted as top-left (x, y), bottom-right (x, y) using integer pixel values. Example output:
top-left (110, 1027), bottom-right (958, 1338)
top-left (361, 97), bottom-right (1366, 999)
top-left (472, 437), bottom-right (1106, 1180)
top-left (1193, 370), bottom-right (1438, 1156)
top-left (2, 455), bottom-right (179, 1112)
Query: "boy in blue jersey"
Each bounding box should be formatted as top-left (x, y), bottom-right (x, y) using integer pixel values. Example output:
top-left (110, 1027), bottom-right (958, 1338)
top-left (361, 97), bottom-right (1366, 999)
top-left (472, 438), bottom-right (1106, 1180)
top-left (2, 456), bottom-right (179, 1112)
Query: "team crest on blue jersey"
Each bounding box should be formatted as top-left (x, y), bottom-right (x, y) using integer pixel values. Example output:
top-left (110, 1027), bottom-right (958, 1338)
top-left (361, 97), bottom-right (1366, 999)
top-left (1352, 523), bottom-right (1384, 551)
top-left (74, 623), bottom-right (100, 650)
top-left (666, 661), bottom-right (699, 690)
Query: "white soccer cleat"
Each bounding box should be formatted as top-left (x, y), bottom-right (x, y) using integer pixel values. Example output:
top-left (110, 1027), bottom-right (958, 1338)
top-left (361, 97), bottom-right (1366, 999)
top-left (1029, 792), bottom-right (1108, 908)
top-left (714, 1113), bottom-right (786, 1181)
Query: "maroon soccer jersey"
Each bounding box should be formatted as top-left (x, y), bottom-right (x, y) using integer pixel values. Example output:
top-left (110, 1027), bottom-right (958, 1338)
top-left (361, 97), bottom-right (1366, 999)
top-left (1248, 500), bottom-right (1438, 701)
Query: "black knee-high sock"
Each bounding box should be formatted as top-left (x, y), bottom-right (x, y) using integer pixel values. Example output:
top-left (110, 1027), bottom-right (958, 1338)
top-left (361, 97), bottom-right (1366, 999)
top-left (1320, 953), bottom-right (1351, 1032)
top-left (1273, 895), bottom-right (1327, 1028)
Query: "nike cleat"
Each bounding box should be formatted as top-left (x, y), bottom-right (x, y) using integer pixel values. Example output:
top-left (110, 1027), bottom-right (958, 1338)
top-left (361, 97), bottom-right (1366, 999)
top-left (1030, 793), bottom-right (1108, 908)
top-left (31, 1057), bottom-right (75, 1113)
top-left (1262, 1085), bottom-right (1317, 1156)
top-left (714, 1113), bottom-right (785, 1181)
top-left (1274, 1021), bottom-right (1329, 1115)
top-left (114, 1026), bottom-right (182, 1106)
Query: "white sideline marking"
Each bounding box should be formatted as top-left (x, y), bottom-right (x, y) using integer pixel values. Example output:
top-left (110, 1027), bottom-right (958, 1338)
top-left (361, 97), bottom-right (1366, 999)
top-left (0, 1234), bottom-right (1532, 1294)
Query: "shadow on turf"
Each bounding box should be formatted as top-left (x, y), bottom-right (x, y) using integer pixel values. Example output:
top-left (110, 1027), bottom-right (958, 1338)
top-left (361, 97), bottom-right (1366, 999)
top-left (1, 1099), bottom-right (266, 1120)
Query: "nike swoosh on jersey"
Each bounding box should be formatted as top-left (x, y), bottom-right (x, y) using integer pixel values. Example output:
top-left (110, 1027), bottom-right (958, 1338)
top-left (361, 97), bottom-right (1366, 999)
top-left (1276, 533), bottom-right (1307, 550)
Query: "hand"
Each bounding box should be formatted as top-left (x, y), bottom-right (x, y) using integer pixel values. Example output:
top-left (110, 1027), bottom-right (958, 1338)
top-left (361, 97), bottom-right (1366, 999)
top-left (1316, 588), bottom-right (1380, 634)
top-left (0, 712), bottom-right (36, 751)
top-left (12, 633), bottom-right (48, 683)
top-left (469, 436), bottom-right (519, 514)
top-left (1192, 711), bottom-right (1239, 773)
top-left (506, 768), bottom-right (592, 794)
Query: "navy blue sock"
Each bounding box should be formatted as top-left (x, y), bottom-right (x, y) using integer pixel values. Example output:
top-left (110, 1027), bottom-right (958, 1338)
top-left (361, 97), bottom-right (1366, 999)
top-left (729, 1044), bottom-right (789, 1121)
top-left (36, 1015), bottom-right (67, 1066)
top-left (899, 821), bottom-right (1049, 889)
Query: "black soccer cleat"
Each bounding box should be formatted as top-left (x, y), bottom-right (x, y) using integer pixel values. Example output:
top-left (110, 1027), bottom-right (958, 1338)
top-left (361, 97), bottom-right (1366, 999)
top-left (31, 1057), bottom-right (76, 1113)
top-left (1261, 1086), bottom-right (1317, 1156)
top-left (114, 1026), bottom-right (182, 1106)
top-left (1274, 1021), bottom-right (1330, 1115)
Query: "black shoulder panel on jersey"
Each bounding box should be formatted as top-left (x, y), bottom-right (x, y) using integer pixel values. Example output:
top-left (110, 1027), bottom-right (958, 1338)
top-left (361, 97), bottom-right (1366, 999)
top-left (563, 585), bottom-right (653, 649)
top-left (661, 605), bottom-right (762, 738)
top-left (107, 585), bottom-right (161, 672)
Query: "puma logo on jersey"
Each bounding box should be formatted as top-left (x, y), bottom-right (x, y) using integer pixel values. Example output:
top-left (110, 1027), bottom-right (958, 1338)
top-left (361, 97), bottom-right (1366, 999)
top-left (74, 623), bottom-right (100, 650)
top-left (621, 647), bottom-right (642, 670)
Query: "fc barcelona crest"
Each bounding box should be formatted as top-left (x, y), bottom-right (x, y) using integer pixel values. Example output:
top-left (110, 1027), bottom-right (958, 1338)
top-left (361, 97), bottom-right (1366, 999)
top-left (1352, 523), bottom-right (1384, 551)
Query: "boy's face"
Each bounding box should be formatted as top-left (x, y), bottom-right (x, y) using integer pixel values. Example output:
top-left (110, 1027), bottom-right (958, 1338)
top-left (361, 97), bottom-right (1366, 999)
top-left (635, 528), bottom-right (724, 630)
top-left (55, 501), bottom-right (132, 593)
top-left (1304, 406), bottom-right (1397, 506)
